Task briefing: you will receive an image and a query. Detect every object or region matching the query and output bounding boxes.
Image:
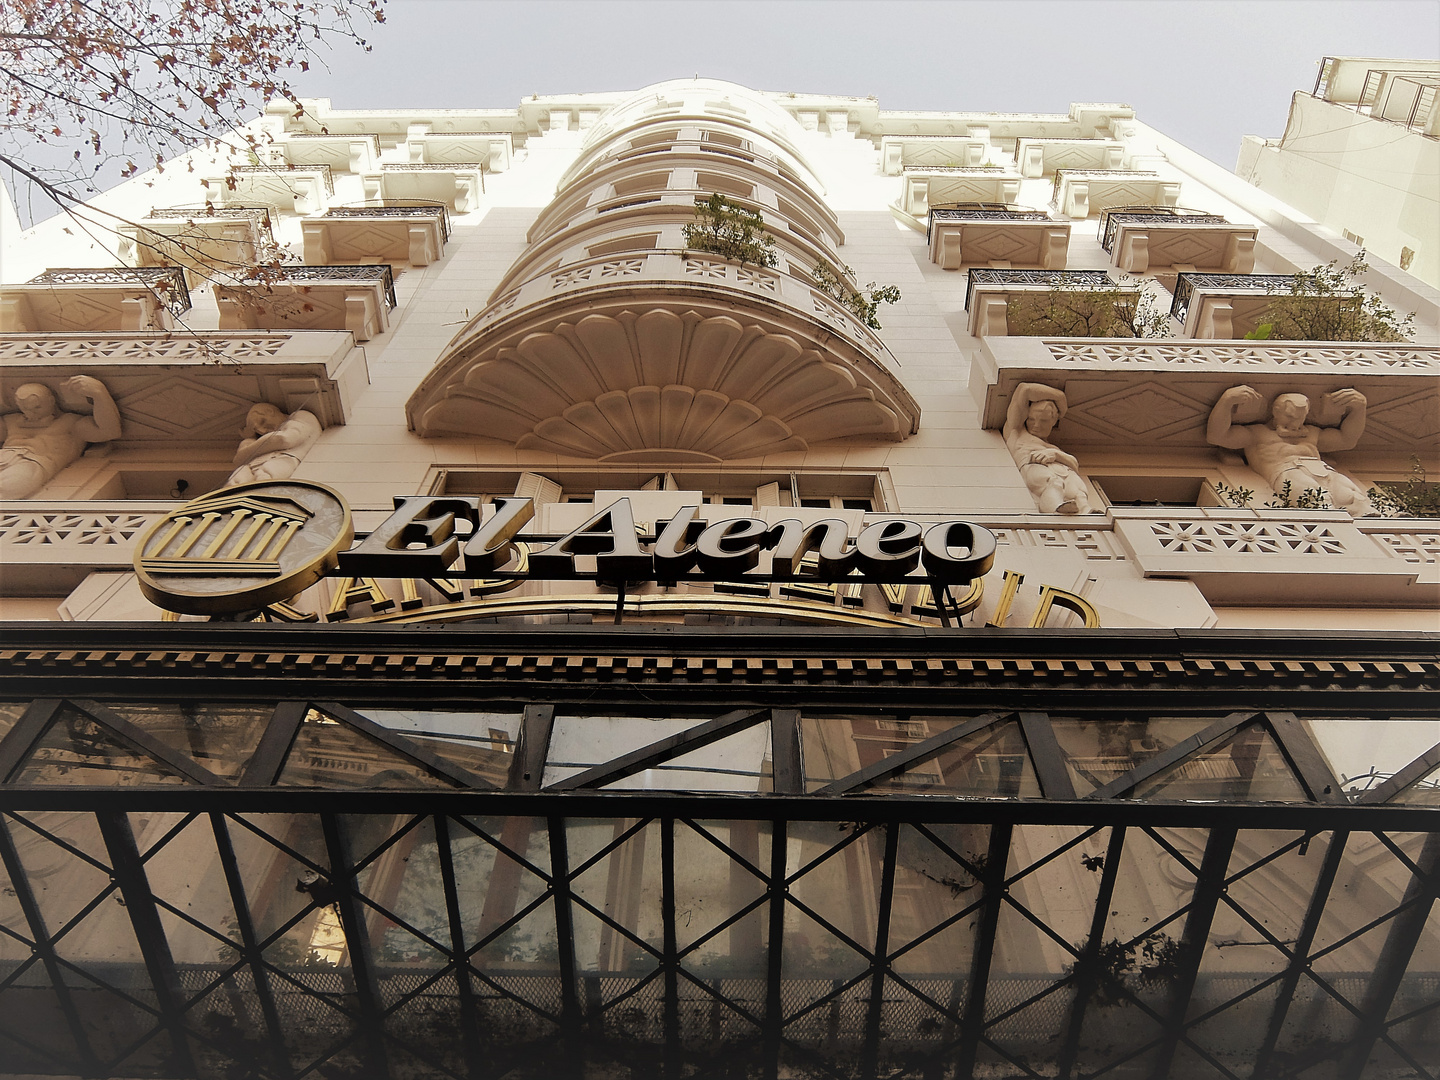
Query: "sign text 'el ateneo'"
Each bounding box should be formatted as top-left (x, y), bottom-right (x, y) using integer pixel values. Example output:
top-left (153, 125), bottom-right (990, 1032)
top-left (337, 495), bottom-right (997, 585)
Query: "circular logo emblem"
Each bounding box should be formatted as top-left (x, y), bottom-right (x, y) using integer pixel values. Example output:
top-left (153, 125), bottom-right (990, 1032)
top-left (134, 480), bottom-right (353, 615)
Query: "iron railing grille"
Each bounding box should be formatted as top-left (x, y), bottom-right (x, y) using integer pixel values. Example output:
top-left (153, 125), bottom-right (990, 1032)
top-left (965, 268), bottom-right (1114, 312)
top-left (1098, 206), bottom-right (1229, 252)
top-left (277, 264), bottom-right (398, 309)
top-left (1171, 272), bottom-right (1296, 323)
top-left (326, 203), bottom-right (452, 243)
top-left (24, 265), bottom-right (192, 315)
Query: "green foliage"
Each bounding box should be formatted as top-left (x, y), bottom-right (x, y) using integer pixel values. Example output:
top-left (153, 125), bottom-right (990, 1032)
top-left (1256, 255), bottom-right (1414, 342)
top-left (1213, 481), bottom-right (1255, 508)
top-left (682, 193), bottom-right (777, 268)
top-left (811, 260), bottom-right (901, 330)
top-left (1004, 276), bottom-right (1172, 339)
top-left (1073, 934), bottom-right (1185, 1008)
top-left (1213, 479), bottom-right (1336, 511)
top-left (1367, 457), bottom-right (1440, 517)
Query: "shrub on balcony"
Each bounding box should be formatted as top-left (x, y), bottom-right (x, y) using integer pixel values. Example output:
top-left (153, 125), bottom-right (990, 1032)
top-left (683, 194), bottom-right (777, 268)
top-left (1244, 256), bottom-right (1414, 342)
top-left (811, 260), bottom-right (901, 330)
top-left (1006, 278), bottom-right (1171, 338)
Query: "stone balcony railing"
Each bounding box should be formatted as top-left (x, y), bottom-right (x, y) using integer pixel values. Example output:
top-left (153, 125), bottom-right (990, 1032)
top-left (1013, 137), bottom-right (1124, 178)
top-left (926, 209), bottom-right (1069, 271)
top-left (972, 335), bottom-right (1440, 455)
top-left (217, 165), bottom-right (336, 215)
top-left (270, 132), bottom-right (381, 172)
top-left (896, 168), bottom-right (1024, 219)
top-left (1050, 169), bottom-right (1178, 219)
top-left (120, 209), bottom-right (274, 289)
top-left (401, 129), bottom-right (514, 172)
top-left (363, 163), bottom-right (485, 213)
top-left (1170, 273), bottom-right (1299, 337)
top-left (878, 134), bottom-right (989, 175)
top-left (0, 267), bottom-right (191, 334)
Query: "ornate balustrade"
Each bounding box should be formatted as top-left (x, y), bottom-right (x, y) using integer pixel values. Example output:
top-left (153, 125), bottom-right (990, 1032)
top-left (363, 163), bottom-right (485, 212)
top-left (273, 132), bottom-right (381, 172)
top-left (1171, 273), bottom-right (1305, 337)
top-left (896, 168), bottom-right (1024, 220)
top-left (963, 269), bottom-right (1118, 339)
top-left (221, 165), bottom-right (335, 215)
top-left (214, 265), bottom-right (396, 341)
top-left (878, 134), bottom-right (989, 175)
top-left (927, 209), bottom-right (1068, 270)
top-left (1050, 169), bottom-right (1177, 218)
top-left (1013, 137), bottom-right (1124, 178)
top-left (120, 210), bottom-right (274, 288)
top-left (303, 206), bottom-right (450, 269)
top-left (1099, 207), bottom-right (1229, 253)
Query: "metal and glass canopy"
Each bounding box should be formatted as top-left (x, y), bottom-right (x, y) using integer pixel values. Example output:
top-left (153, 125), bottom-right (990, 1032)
top-left (0, 623), bottom-right (1435, 1080)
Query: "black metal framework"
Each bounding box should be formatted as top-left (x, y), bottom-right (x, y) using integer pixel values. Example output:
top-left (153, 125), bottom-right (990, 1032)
top-left (1170, 272), bottom-right (1297, 323)
top-left (275, 264), bottom-right (398, 311)
top-left (0, 624), bottom-right (1435, 1079)
top-left (325, 203), bottom-right (453, 243)
top-left (24, 266), bottom-right (193, 315)
top-left (1097, 207), bottom-right (1230, 253)
top-left (964, 268), bottom-right (1116, 312)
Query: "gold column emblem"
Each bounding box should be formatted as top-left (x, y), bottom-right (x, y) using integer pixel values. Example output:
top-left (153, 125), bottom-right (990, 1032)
top-left (135, 481), bottom-right (353, 615)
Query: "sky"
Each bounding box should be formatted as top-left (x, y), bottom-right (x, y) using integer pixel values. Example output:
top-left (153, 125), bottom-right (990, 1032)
top-left (283, 0), bottom-right (1440, 168)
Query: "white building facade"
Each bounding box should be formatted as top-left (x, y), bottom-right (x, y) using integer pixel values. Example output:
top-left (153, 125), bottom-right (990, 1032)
top-left (0, 80), bottom-right (1437, 1079)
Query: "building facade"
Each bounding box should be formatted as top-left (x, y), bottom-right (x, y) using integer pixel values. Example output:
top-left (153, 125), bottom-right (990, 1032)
top-left (1237, 56), bottom-right (1440, 289)
top-left (0, 79), bottom-right (1437, 1079)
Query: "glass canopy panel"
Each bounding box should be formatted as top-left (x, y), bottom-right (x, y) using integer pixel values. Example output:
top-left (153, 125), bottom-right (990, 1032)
top-left (102, 702), bottom-right (273, 783)
top-left (799, 713), bottom-right (993, 791)
top-left (602, 723), bottom-right (771, 792)
top-left (1049, 716), bottom-right (1222, 795)
top-left (543, 714), bottom-right (710, 789)
top-left (0, 700), bottom-right (28, 742)
top-left (278, 708), bottom-right (458, 789)
top-left (1391, 760), bottom-right (1440, 804)
top-left (862, 719), bottom-right (1041, 797)
top-left (1129, 722), bottom-right (1307, 802)
top-left (352, 707), bottom-right (523, 788)
top-left (1301, 717), bottom-right (1440, 799)
top-left (14, 706), bottom-right (188, 786)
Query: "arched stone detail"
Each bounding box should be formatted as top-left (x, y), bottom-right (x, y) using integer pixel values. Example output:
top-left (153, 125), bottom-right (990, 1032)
top-left (407, 298), bottom-right (916, 458)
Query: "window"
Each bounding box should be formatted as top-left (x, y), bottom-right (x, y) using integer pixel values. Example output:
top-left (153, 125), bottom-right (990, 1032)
top-left (1401, 246), bottom-right (1416, 270)
top-left (695, 171), bottom-right (754, 200)
top-left (586, 233), bottom-right (659, 258)
top-left (612, 171), bottom-right (670, 198)
top-left (1343, 228), bottom-right (1365, 246)
top-left (1092, 475), bottom-right (1210, 508)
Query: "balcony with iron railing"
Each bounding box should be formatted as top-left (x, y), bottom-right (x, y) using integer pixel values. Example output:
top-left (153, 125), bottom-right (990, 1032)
top-left (926, 207), bottom-right (1069, 271)
top-left (1170, 273), bottom-right (1298, 337)
top-left (363, 163), bottom-right (486, 212)
top-left (1050, 170), bottom-right (1179, 219)
top-left (1099, 207), bottom-right (1258, 277)
top-left (214, 264), bottom-right (397, 341)
top-left (964, 269), bottom-right (1128, 337)
top-left (0, 266), bottom-right (192, 334)
top-left (303, 204), bottom-right (451, 269)
top-left (123, 209), bottom-right (275, 288)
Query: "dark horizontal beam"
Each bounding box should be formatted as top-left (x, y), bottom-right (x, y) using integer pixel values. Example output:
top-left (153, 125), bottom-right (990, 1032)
top-left (0, 787), bottom-right (1436, 831)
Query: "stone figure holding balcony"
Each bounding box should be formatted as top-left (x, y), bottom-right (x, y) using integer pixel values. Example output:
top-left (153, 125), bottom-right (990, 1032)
top-left (1207, 385), bottom-right (1375, 516)
top-left (224, 403), bottom-right (321, 488)
top-left (0, 376), bottom-right (122, 499)
top-left (1004, 382), bottom-right (1094, 515)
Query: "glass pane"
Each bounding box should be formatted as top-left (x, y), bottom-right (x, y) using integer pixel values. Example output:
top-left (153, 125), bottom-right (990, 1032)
top-left (543, 714), bottom-right (709, 789)
top-left (356, 707), bottom-right (522, 787)
top-left (105, 702), bottom-right (272, 782)
top-left (278, 708), bottom-right (457, 789)
top-left (605, 724), bottom-right (770, 792)
top-left (1131, 722), bottom-right (1307, 802)
top-left (1050, 716), bottom-right (1224, 795)
top-left (14, 706), bottom-right (188, 786)
top-left (0, 701), bottom-right (28, 742)
top-left (863, 720), bottom-right (1040, 797)
top-left (1302, 718), bottom-right (1440, 798)
top-left (1390, 760), bottom-right (1440, 804)
top-left (799, 714), bottom-right (1004, 792)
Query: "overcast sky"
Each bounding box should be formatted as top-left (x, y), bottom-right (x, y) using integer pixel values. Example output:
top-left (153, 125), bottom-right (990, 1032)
top-left (287, 0), bottom-right (1439, 168)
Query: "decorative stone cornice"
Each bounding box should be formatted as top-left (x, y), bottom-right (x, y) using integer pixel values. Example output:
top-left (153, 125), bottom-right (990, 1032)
top-left (406, 277), bottom-right (920, 458)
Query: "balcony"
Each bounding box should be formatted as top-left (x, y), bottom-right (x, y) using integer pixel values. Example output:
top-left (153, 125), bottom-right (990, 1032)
top-left (215, 265), bottom-right (396, 341)
top-left (964, 269), bottom-right (1129, 337)
top-left (119, 207), bottom-right (273, 288)
top-left (1051, 170), bottom-right (1179, 218)
top-left (1170, 273), bottom-right (1302, 338)
top-left (1013, 137), bottom-right (1124, 177)
top-left (878, 134), bottom-right (988, 175)
top-left (269, 132), bottom-right (380, 172)
top-left (406, 249), bottom-right (920, 460)
top-left (1099, 207), bottom-right (1257, 276)
top-left (301, 205), bottom-right (450, 269)
top-left (218, 164), bottom-right (335, 215)
top-left (927, 208), bottom-right (1069, 270)
top-left (401, 128), bottom-right (514, 172)
top-left (362, 163), bottom-right (485, 213)
top-left (0, 267), bottom-right (190, 333)
top-left (896, 167), bottom-right (1023, 222)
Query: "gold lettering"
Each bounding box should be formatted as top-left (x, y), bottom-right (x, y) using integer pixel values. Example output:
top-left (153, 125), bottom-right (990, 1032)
top-left (985, 570), bottom-right (1024, 627)
top-left (325, 577), bottom-right (394, 620)
top-left (265, 600), bottom-right (319, 623)
top-left (1029, 585), bottom-right (1101, 629)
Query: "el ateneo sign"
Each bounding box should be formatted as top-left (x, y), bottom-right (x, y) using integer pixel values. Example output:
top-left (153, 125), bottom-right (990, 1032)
top-left (135, 481), bottom-right (1095, 625)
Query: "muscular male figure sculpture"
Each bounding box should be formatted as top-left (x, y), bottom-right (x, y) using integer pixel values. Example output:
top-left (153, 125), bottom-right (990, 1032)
top-left (0, 377), bottom-right (122, 499)
top-left (1003, 382), bottom-right (1093, 514)
top-left (1207, 385), bottom-right (1374, 516)
top-left (224, 404), bottom-right (321, 488)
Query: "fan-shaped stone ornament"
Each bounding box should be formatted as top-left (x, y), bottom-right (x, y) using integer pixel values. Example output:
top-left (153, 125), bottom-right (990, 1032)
top-left (406, 299), bottom-right (920, 461)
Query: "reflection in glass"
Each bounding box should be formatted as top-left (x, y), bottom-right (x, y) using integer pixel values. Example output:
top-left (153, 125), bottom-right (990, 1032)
top-left (1050, 716), bottom-right (1221, 795)
top-left (1392, 760), bottom-right (1440, 804)
top-left (278, 708), bottom-right (457, 789)
top-left (1302, 717), bottom-right (1440, 799)
top-left (545, 714), bottom-right (753, 790)
top-left (0, 700), bottom-right (28, 743)
top-left (106, 702), bottom-right (272, 782)
top-left (1130, 722), bottom-right (1306, 801)
top-left (865, 720), bottom-right (1039, 797)
top-left (14, 706), bottom-right (188, 786)
top-left (358, 707), bottom-right (522, 787)
top-left (801, 714), bottom-right (1034, 794)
